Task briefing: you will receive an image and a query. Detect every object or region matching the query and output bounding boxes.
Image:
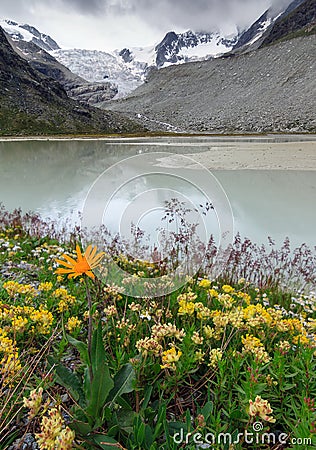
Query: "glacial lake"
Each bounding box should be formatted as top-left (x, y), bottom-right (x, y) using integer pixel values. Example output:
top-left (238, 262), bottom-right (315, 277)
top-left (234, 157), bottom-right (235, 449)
top-left (0, 136), bottom-right (315, 251)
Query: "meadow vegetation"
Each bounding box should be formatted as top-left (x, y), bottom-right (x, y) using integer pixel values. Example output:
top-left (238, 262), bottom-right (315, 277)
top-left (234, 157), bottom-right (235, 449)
top-left (0, 205), bottom-right (315, 449)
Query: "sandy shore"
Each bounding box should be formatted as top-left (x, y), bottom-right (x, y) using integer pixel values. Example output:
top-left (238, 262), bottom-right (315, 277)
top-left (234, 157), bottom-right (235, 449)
top-left (1, 136), bottom-right (315, 170)
top-left (189, 141), bottom-right (316, 170)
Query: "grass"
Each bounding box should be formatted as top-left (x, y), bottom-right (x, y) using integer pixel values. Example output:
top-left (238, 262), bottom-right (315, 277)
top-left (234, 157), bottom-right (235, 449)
top-left (0, 206), bottom-right (316, 449)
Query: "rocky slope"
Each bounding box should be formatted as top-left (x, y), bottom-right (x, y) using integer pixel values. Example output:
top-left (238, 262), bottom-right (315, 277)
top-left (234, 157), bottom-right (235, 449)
top-left (0, 27), bottom-right (143, 135)
top-left (232, 0), bottom-right (314, 53)
top-left (260, 0), bottom-right (315, 47)
top-left (107, 34), bottom-right (316, 133)
top-left (8, 37), bottom-right (118, 106)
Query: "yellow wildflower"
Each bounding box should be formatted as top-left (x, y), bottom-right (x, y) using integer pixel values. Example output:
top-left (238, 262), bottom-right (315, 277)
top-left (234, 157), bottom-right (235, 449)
top-left (236, 292), bottom-right (251, 305)
top-left (191, 331), bottom-right (204, 345)
top-left (3, 281), bottom-right (37, 298)
top-left (38, 282), bottom-right (53, 292)
top-left (307, 319), bottom-right (316, 330)
top-left (35, 408), bottom-right (75, 450)
top-left (228, 307), bottom-right (244, 328)
top-left (195, 302), bottom-right (212, 319)
top-left (1, 351), bottom-right (22, 382)
top-left (151, 323), bottom-right (185, 341)
top-left (248, 396), bottom-right (276, 423)
top-left (243, 304), bottom-right (273, 328)
top-left (276, 340), bottom-right (291, 354)
top-left (208, 348), bottom-right (223, 368)
top-left (104, 305), bottom-right (118, 317)
top-left (23, 387), bottom-right (43, 419)
top-left (53, 288), bottom-right (76, 313)
top-left (12, 315), bottom-right (28, 333)
top-left (195, 350), bottom-right (205, 362)
top-left (66, 317), bottom-right (82, 332)
top-left (266, 375), bottom-right (278, 386)
top-left (177, 291), bottom-right (197, 303)
top-left (203, 325), bottom-right (215, 339)
top-left (136, 337), bottom-right (162, 356)
top-left (0, 329), bottom-right (15, 354)
top-left (218, 294), bottom-right (235, 309)
top-left (222, 285), bottom-right (234, 294)
top-left (292, 333), bottom-right (311, 346)
top-left (241, 334), bottom-right (270, 364)
top-left (199, 279), bottom-right (211, 288)
top-left (30, 307), bottom-right (54, 334)
top-left (211, 310), bottom-right (229, 328)
top-left (209, 288), bottom-right (219, 298)
top-left (161, 346), bottom-right (182, 371)
top-left (178, 299), bottom-right (195, 315)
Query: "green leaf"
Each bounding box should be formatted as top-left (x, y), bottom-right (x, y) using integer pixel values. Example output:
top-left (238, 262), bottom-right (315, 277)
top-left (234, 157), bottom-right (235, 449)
top-left (107, 425), bottom-right (119, 438)
top-left (70, 419), bottom-right (93, 436)
top-left (234, 385), bottom-right (246, 395)
top-left (135, 416), bottom-right (146, 445)
top-left (108, 363), bottom-right (136, 406)
top-left (144, 424), bottom-right (154, 449)
top-left (86, 363), bottom-right (114, 422)
top-left (230, 410), bottom-right (242, 420)
top-left (185, 409), bottom-right (191, 431)
top-left (201, 401), bottom-right (213, 420)
top-left (47, 356), bottom-right (86, 407)
top-left (141, 385), bottom-right (153, 411)
top-left (284, 372), bottom-right (299, 378)
top-left (91, 321), bottom-right (108, 375)
top-left (116, 395), bottom-right (133, 411)
top-left (91, 434), bottom-right (121, 449)
top-left (85, 323), bottom-right (114, 421)
top-left (253, 383), bottom-right (267, 396)
top-left (66, 334), bottom-right (89, 365)
top-left (116, 409), bottom-right (137, 433)
top-left (283, 383), bottom-right (297, 390)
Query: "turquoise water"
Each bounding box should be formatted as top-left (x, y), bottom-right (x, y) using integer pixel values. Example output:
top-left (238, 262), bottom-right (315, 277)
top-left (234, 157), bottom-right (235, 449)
top-left (0, 138), bottom-right (315, 249)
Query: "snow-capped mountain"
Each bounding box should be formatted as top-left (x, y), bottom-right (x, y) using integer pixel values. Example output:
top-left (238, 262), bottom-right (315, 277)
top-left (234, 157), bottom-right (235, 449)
top-left (0, 19), bottom-right (59, 52)
top-left (49, 27), bottom-right (238, 100)
top-left (1, 19), bottom-right (137, 99)
top-left (153, 30), bottom-right (238, 68)
top-left (51, 48), bottom-right (147, 98)
top-left (233, 11), bottom-right (275, 50)
top-left (1, 22), bottom-right (119, 106)
top-left (233, 0), bottom-right (307, 51)
top-left (1, 0), bottom-right (309, 100)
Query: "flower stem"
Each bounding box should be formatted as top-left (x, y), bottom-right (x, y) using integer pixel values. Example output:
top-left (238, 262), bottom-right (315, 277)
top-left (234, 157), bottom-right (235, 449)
top-left (85, 278), bottom-right (94, 383)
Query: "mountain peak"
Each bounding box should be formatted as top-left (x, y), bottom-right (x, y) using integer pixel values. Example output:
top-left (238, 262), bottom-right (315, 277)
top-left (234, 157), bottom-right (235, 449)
top-left (0, 19), bottom-right (60, 52)
top-left (154, 29), bottom-right (237, 68)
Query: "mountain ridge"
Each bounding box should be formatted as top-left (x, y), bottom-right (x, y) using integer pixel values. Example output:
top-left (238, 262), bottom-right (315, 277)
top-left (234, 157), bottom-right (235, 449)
top-left (2, 1), bottom-right (309, 99)
top-left (106, 34), bottom-right (316, 133)
top-left (0, 19), bottom-right (60, 52)
top-left (0, 26), bottom-right (143, 135)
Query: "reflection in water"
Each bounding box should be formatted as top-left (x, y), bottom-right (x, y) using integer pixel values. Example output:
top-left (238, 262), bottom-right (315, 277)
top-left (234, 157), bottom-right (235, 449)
top-left (0, 139), bottom-right (315, 249)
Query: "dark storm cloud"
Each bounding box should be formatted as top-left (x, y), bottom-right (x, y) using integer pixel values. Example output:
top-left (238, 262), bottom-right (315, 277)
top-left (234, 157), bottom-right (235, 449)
top-left (53, 0), bottom-right (295, 30)
top-left (3, 0), bottom-right (295, 30)
top-left (129, 0), bottom-right (295, 31)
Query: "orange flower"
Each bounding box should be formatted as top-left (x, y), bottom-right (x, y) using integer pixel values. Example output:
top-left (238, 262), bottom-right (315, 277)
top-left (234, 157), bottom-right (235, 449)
top-left (55, 245), bottom-right (104, 279)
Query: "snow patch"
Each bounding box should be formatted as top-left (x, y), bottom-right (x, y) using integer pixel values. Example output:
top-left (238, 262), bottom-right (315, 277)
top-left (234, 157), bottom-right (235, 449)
top-left (0, 19), bottom-right (33, 42)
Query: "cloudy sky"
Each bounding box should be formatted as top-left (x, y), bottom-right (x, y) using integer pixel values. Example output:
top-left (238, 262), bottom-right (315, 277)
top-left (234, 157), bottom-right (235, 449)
top-left (1, 0), bottom-right (293, 50)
